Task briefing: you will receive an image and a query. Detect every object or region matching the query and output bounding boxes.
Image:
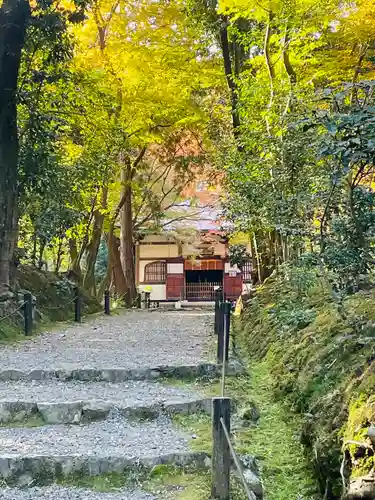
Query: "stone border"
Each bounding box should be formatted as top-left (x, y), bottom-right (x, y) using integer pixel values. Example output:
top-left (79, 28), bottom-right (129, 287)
top-left (0, 360), bottom-right (244, 383)
top-left (0, 452), bottom-right (210, 486)
top-left (0, 398), bottom-right (213, 425)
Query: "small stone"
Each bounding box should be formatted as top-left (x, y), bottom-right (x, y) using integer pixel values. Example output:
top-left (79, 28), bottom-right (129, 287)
top-left (347, 474), bottom-right (375, 499)
top-left (238, 401), bottom-right (260, 426)
top-left (227, 359), bottom-right (246, 376)
top-left (368, 426), bottom-right (375, 446)
top-left (242, 468), bottom-right (263, 498)
top-left (0, 291), bottom-right (14, 302)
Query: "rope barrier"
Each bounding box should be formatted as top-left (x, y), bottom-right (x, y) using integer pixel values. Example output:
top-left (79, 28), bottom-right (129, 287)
top-left (220, 417), bottom-right (255, 500)
top-left (0, 302), bottom-right (25, 323)
top-left (0, 290), bottom-right (78, 324)
top-left (41, 295), bottom-right (77, 311)
top-left (0, 286), bottom-right (109, 328)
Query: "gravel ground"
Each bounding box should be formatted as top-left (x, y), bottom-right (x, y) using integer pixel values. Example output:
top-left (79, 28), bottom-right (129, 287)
top-left (0, 380), bottom-right (200, 405)
top-left (0, 486), bottom-right (155, 499)
top-left (0, 415), bottom-right (191, 457)
top-left (0, 310), bottom-right (212, 498)
top-left (0, 311), bottom-right (213, 371)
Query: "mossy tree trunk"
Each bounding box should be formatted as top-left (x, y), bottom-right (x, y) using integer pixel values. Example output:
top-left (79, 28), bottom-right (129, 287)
top-left (0, 0), bottom-right (30, 288)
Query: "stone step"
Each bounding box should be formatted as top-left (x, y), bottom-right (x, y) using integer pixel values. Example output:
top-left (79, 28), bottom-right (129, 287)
top-left (0, 397), bottom-right (211, 425)
top-left (0, 416), bottom-right (209, 485)
top-left (0, 486), bottom-right (156, 500)
top-left (180, 301), bottom-right (215, 309)
top-left (0, 379), bottom-right (211, 424)
top-left (0, 360), bottom-right (243, 382)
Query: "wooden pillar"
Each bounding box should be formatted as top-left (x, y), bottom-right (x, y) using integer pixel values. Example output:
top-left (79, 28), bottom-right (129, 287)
top-left (135, 242), bottom-right (140, 284)
top-left (212, 397), bottom-right (231, 499)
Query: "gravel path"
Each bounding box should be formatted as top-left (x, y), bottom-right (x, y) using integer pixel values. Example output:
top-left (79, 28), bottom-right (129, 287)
top-left (0, 380), bottom-right (200, 405)
top-left (0, 311), bottom-right (213, 371)
top-left (0, 310), bottom-right (213, 497)
top-left (0, 415), bottom-right (191, 457)
top-left (0, 486), bottom-right (155, 499)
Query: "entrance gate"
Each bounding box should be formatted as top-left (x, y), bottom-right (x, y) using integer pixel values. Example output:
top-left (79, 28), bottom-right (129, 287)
top-left (185, 282), bottom-right (221, 301)
top-left (184, 259), bottom-right (223, 301)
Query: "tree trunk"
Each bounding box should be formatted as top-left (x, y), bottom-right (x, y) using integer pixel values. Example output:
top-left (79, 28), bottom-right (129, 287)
top-left (120, 165), bottom-right (137, 306)
top-left (83, 210), bottom-right (103, 295)
top-left (219, 18), bottom-right (241, 142)
top-left (68, 238), bottom-right (82, 282)
top-left (83, 187), bottom-right (108, 296)
top-left (98, 228), bottom-right (127, 301)
top-left (0, 0), bottom-right (30, 287)
top-left (38, 238), bottom-right (46, 269)
top-left (112, 235), bottom-right (127, 296)
top-left (252, 233), bottom-right (262, 284)
top-left (54, 238), bottom-right (64, 274)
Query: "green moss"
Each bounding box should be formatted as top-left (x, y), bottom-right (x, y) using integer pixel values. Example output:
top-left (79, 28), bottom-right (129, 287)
top-left (0, 414), bottom-right (45, 428)
top-left (58, 465), bottom-right (245, 499)
top-left (341, 395), bottom-right (375, 478)
top-left (236, 276), bottom-right (375, 496)
top-left (59, 468), bottom-right (149, 492)
top-left (0, 265), bottom-right (104, 344)
top-left (171, 366), bottom-right (318, 500)
top-left (172, 412), bottom-right (212, 454)
top-left (17, 265), bottom-right (101, 322)
top-left (0, 319), bottom-right (25, 343)
top-left (145, 466), bottom-right (246, 499)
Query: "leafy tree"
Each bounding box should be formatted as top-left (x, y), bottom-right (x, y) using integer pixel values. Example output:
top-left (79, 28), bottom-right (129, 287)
top-left (0, 0), bottom-right (85, 289)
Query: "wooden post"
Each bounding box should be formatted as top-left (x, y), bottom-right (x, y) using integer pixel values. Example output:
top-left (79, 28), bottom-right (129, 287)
top-left (104, 290), bottom-right (110, 315)
top-left (23, 292), bottom-right (33, 336)
top-left (74, 286), bottom-right (81, 323)
top-left (212, 397), bottom-right (231, 500)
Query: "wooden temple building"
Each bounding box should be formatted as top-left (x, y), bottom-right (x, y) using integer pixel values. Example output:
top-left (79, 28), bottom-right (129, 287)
top-left (135, 181), bottom-right (252, 302)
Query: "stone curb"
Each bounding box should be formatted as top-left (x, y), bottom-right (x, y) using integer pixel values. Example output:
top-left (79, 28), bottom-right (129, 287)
top-left (0, 398), bottom-right (213, 425)
top-left (0, 360), bottom-right (244, 383)
top-left (0, 452), bottom-right (210, 486)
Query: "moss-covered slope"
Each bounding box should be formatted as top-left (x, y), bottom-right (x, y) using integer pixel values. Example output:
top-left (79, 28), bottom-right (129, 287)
top-left (238, 276), bottom-right (375, 499)
top-left (17, 265), bottom-right (101, 321)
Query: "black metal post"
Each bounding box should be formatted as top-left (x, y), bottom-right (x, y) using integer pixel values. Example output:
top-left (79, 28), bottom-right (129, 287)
top-left (217, 302), bottom-right (224, 363)
top-left (211, 397), bottom-right (231, 500)
top-left (217, 301), bottom-right (231, 364)
top-left (224, 301), bottom-right (231, 362)
top-left (104, 290), bottom-right (110, 315)
top-left (145, 291), bottom-right (151, 309)
top-left (23, 292), bottom-right (33, 336)
top-left (74, 286), bottom-right (81, 323)
top-left (214, 289), bottom-right (222, 335)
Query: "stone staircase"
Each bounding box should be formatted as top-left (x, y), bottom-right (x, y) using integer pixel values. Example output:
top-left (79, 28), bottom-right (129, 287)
top-left (0, 367), bottom-right (217, 499)
top-left (0, 311), bottom-right (255, 499)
